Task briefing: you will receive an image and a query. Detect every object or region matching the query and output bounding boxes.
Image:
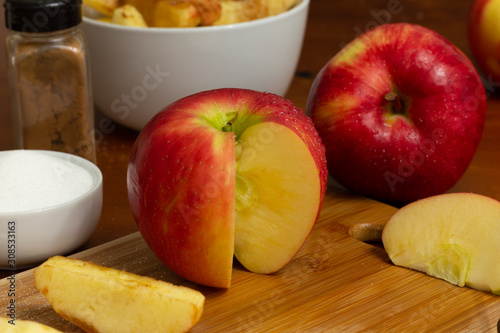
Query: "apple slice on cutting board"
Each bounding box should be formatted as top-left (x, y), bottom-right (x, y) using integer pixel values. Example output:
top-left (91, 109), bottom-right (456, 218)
top-left (382, 192), bottom-right (500, 295)
top-left (127, 88), bottom-right (328, 288)
top-left (34, 256), bottom-right (205, 333)
top-left (0, 317), bottom-right (63, 332)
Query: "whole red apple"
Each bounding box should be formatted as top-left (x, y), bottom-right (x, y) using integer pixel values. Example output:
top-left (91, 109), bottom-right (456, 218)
top-left (127, 88), bottom-right (327, 288)
top-left (307, 23), bottom-right (486, 203)
top-left (468, 0), bottom-right (500, 85)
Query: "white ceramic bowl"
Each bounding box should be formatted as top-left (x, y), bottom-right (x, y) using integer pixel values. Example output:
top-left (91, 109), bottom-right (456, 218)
top-left (81, 0), bottom-right (309, 131)
top-left (0, 150), bottom-right (103, 269)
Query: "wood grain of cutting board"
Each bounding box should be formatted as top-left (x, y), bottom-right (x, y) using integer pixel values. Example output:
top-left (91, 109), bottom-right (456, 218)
top-left (1, 186), bottom-right (500, 332)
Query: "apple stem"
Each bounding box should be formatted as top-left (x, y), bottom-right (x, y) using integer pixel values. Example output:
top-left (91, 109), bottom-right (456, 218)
top-left (223, 111), bottom-right (238, 132)
top-left (385, 91), bottom-right (404, 114)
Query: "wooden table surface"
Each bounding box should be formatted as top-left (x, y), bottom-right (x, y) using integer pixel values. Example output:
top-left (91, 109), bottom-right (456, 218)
top-left (1, 0), bottom-right (500, 326)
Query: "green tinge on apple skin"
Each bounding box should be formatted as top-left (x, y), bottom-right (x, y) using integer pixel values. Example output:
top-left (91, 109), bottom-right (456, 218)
top-left (382, 192), bottom-right (500, 295)
top-left (201, 109), bottom-right (262, 140)
top-left (202, 109), bottom-right (263, 212)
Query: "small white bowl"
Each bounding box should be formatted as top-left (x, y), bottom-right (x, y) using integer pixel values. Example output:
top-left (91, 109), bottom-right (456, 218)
top-left (0, 150), bottom-right (103, 269)
top-left (81, 0), bottom-right (309, 130)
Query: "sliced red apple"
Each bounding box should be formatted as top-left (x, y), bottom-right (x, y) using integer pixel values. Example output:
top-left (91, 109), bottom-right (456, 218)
top-left (127, 88), bottom-right (328, 288)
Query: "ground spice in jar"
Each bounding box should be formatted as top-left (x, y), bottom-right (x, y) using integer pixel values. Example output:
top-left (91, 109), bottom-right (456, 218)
top-left (13, 39), bottom-right (95, 162)
top-left (5, 0), bottom-right (96, 164)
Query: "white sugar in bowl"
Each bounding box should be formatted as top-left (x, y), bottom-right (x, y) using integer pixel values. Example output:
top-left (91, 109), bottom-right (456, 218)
top-left (0, 150), bottom-right (103, 269)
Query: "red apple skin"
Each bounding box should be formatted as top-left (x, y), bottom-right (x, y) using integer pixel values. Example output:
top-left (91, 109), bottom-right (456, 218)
top-left (127, 101), bottom-right (236, 288)
top-left (468, 0), bottom-right (500, 84)
top-left (127, 88), bottom-right (328, 288)
top-left (307, 23), bottom-right (486, 203)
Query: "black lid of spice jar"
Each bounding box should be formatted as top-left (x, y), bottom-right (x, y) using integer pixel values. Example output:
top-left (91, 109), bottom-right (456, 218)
top-left (4, 0), bottom-right (82, 33)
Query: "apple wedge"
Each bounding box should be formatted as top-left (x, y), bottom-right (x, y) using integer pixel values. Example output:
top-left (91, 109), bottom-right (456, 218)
top-left (34, 256), bottom-right (205, 333)
top-left (382, 192), bottom-right (500, 294)
top-left (127, 88), bottom-right (328, 288)
top-left (0, 317), bottom-right (62, 332)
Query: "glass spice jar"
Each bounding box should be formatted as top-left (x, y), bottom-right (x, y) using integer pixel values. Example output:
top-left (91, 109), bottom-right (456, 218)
top-left (4, 0), bottom-right (97, 164)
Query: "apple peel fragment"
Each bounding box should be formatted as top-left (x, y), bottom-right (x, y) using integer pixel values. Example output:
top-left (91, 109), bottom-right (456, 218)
top-left (382, 192), bottom-right (500, 295)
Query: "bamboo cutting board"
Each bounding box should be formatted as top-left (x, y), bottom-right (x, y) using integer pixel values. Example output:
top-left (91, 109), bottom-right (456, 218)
top-left (1, 186), bottom-right (500, 332)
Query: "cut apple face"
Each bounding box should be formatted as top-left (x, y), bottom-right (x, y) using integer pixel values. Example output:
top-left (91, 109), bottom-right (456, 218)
top-left (234, 122), bottom-right (321, 274)
top-left (382, 192), bottom-right (500, 294)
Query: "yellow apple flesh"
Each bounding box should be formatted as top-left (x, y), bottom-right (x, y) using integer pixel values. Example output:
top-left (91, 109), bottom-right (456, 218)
top-left (382, 192), bottom-right (500, 294)
top-left (34, 256), bottom-right (204, 333)
top-left (235, 122), bottom-right (321, 273)
top-left (0, 317), bottom-right (62, 332)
